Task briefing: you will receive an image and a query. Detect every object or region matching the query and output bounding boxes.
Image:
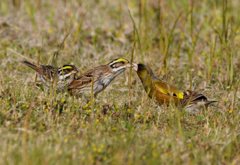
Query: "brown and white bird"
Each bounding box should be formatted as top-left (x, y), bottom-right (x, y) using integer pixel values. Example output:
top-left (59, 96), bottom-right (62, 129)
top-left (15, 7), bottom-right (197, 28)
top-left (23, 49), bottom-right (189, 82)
top-left (21, 60), bottom-right (79, 91)
top-left (133, 63), bottom-right (216, 113)
top-left (68, 58), bottom-right (131, 97)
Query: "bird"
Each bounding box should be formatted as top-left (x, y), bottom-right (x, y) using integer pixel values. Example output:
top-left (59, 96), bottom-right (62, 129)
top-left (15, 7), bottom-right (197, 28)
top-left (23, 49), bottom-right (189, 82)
top-left (68, 58), bottom-right (131, 98)
top-left (21, 60), bottom-right (79, 91)
top-left (133, 63), bottom-right (216, 113)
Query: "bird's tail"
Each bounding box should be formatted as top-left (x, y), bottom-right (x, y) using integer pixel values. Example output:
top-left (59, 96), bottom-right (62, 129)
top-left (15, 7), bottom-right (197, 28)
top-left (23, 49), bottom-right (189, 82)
top-left (205, 100), bottom-right (217, 106)
top-left (21, 60), bottom-right (40, 72)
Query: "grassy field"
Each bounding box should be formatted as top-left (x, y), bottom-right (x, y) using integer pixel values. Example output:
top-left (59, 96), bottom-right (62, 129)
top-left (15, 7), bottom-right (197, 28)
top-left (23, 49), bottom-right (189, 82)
top-left (0, 0), bottom-right (239, 164)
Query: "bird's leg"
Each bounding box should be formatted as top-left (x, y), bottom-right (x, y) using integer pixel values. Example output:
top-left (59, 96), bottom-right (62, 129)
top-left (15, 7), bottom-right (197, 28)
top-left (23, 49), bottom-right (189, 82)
top-left (82, 95), bottom-right (97, 110)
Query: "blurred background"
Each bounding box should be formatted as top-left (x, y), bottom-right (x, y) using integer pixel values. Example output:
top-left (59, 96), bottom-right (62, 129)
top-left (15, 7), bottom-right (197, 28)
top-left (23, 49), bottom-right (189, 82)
top-left (0, 0), bottom-right (239, 164)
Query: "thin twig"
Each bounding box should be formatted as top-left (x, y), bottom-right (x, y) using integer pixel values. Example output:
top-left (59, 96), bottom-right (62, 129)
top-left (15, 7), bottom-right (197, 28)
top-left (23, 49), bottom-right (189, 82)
top-left (7, 48), bottom-right (34, 63)
top-left (51, 31), bottom-right (72, 66)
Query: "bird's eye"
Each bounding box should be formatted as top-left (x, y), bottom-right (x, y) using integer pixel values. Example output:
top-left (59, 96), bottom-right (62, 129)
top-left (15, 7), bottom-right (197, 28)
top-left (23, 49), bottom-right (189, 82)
top-left (58, 68), bottom-right (73, 75)
top-left (173, 93), bottom-right (177, 97)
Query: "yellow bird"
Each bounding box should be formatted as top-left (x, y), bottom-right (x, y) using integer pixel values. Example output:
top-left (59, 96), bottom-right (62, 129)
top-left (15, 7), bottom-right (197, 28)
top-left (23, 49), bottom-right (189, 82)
top-left (133, 63), bottom-right (216, 113)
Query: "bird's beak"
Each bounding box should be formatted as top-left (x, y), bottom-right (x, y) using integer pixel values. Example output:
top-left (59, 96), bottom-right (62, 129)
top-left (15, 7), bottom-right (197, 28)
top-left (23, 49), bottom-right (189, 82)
top-left (132, 63), bottom-right (138, 71)
top-left (125, 63), bottom-right (131, 68)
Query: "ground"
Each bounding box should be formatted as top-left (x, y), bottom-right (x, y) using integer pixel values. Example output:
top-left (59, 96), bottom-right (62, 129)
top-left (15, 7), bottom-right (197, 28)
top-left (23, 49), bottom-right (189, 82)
top-left (0, 0), bottom-right (239, 164)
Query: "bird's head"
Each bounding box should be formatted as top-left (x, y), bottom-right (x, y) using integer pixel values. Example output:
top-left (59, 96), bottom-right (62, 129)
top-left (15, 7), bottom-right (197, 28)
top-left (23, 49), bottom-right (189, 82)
top-left (132, 63), bottom-right (156, 94)
top-left (132, 63), bottom-right (155, 78)
top-left (58, 65), bottom-right (79, 80)
top-left (108, 58), bottom-right (131, 73)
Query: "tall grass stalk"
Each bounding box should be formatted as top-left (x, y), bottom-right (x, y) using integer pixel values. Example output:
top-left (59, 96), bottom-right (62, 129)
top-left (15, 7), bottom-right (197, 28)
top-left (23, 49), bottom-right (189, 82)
top-left (189, 0), bottom-right (194, 38)
top-left (35, 48), bottom-right (41, 83)
top-left (12, 0), bottom-right (21, 9)
top-left (128, 5), bottom-right (142, 60)
top-left (222, 0), bottom-right (228, 43)
top-left (51, 32), bottom-right (71, 67)
top-left (187, 0), bottom-right (194, 89)
top-left (90, 77), bottom-right (95, 115)
top-left (162, 12), bottom-right (182, 72)
top-left (22, 103), bottom-right (33, 165)
top-left (221, 0), bottom-right (234, 86)
top-left (25, 0), bottom-right (36, 25)
top-left (138, 0), bottom-right (143, 35)
top-left (157, 0), bottom-right (163, 39)
top-left (127, 8), bottom-right (138, 106)
top-left (207, 36), bottom-right (217, 82)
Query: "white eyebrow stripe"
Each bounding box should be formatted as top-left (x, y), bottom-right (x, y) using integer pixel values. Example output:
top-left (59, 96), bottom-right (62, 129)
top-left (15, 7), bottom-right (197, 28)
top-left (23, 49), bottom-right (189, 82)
top-left (109, 61), bottom-right (116, 66)
top-left (112, 66), bottom-right (127, 72)
top-left (109, 59), bottom-right (127, 66)
top-left (59, 72), bottom-right (73, 80)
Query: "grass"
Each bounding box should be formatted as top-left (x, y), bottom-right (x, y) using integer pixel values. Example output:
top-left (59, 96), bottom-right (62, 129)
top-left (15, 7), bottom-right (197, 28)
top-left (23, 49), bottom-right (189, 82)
top-left (0, 0), bottom-right (240, 164)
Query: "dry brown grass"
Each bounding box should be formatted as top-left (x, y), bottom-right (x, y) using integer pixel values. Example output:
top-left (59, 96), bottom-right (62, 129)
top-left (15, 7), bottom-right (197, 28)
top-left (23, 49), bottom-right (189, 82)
top-left (0, 0), bottom-right (239, 164)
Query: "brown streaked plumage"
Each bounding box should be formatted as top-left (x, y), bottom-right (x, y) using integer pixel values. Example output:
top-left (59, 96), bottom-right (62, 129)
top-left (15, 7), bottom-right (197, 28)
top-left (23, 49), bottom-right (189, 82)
top-left (68, 58), bottom-right (131, 97)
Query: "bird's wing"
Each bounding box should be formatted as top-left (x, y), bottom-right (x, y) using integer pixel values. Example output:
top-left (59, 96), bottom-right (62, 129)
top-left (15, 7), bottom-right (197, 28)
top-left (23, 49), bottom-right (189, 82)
top-left (68, 75), bottom-right (93, 90)
top-left (68, 67), bottom-right (103, 90)
top-left (154, 80), bottom-right (184, 99)
top-left (41, 65), bottom-right (58, 80)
